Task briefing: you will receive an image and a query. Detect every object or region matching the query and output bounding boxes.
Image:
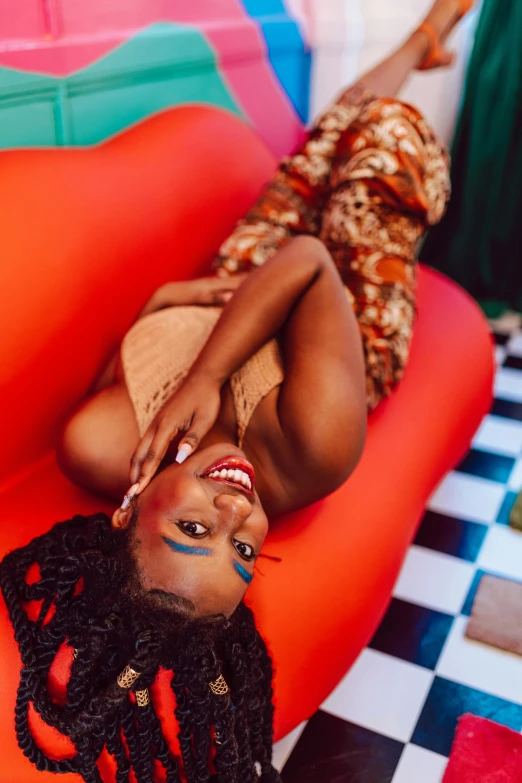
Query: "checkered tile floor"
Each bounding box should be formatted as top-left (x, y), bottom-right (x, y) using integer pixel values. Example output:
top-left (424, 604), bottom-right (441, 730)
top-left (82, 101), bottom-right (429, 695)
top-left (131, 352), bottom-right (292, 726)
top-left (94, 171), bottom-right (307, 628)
top-left (273, 320), bottom-right (522, 782)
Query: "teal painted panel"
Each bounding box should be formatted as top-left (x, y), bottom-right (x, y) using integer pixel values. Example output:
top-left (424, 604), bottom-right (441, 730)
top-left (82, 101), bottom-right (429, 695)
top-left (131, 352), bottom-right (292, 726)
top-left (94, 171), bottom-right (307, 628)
top-left (70, 23), bottom-right (217, 78)
top-left (66, 24), bottom-right (242, 145)
top-left (0, 69), bottom-right (60, 146)
top-left (0, 23), bottom-right (243, 149)
top-left (68, 69), bottom-right (241, 145)
top-left (0, 92), bottom-right (59, 146)
top-left (0, 68), bottom-right (48, 93)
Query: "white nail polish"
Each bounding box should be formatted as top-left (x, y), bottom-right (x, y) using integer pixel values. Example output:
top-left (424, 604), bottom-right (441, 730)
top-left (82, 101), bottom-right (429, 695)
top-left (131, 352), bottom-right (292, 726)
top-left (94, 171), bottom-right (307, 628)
top-left (175, 444), bottom-right (193, 464)
top-left (120, 483), bottom-right (140, 510)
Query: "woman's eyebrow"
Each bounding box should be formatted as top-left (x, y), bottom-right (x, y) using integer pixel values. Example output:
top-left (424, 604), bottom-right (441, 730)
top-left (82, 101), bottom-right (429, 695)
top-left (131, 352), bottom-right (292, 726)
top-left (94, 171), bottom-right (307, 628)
top-left (162, 535), bottom-right (212, 556)
top-left (233, 560), bottom-right (253, 585)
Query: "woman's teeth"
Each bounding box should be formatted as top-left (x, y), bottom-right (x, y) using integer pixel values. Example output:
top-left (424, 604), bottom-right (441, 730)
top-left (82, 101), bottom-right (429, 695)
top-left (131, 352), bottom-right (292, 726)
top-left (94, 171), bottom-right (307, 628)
top-left (208, 468), bottom-right (252, 490)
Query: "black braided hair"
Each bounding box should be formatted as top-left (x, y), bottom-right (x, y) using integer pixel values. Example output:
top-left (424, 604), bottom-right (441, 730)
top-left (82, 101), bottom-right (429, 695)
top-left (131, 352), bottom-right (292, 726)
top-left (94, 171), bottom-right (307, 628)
top-left (0, 513), bottom-right (282, 783)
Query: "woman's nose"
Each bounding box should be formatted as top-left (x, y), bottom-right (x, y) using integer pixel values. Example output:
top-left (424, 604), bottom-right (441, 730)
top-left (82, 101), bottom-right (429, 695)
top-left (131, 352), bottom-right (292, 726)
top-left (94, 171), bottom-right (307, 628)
top-left (213, 492), bottom-right (253, 529)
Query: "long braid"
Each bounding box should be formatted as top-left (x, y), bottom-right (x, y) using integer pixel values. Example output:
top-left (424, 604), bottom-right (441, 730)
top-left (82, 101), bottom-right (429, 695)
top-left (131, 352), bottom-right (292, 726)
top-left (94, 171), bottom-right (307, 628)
top-left (0, 514), bottom-right (280, 782)
top-left (211, 688), bottom-right (240, 782)
top-left (179, 649), bottom-right (214, 783)
top-left (127, 634), bottom-right (161, 783)
top-left (239, 607), bottom-right (281, 783)
top-left (228, 640), bottom-right (257, 782)
top-left (105, 712), bottom-right (132, 783)
top-left (171, 661), bottom-right (199, 781)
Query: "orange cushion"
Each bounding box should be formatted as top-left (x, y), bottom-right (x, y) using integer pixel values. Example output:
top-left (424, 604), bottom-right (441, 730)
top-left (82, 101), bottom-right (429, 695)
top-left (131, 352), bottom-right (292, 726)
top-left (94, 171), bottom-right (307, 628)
top-left (0, 106), bottom-right (494, 781)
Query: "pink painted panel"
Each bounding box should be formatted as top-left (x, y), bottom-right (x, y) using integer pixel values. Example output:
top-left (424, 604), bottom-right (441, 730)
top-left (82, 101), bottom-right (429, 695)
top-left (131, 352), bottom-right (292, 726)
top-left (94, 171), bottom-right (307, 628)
top-left (58, 0), bottom-right (163, 37)
top-left (53, 0), bottom-right (246, 37)
top-left (162, 0), bottom-right (246, 25)
top-left (0, 0), bottom-right (45, 40)
top-left (0, 0), bottom-right (259, 78)
top-left (207, 21), bottom-right (305, 158)
top-left (0, 36), bottom-right (129, 74)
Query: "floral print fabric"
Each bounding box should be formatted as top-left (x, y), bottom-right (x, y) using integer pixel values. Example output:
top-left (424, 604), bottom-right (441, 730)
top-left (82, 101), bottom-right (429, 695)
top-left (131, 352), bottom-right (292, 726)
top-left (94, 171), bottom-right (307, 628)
top-left (214, 84), bottom-right (450, 408)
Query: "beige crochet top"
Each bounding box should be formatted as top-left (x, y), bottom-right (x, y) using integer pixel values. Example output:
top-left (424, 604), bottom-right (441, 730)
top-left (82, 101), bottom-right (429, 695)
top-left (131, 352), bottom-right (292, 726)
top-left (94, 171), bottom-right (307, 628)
top-left (121, 306), bottom-right (284, 446)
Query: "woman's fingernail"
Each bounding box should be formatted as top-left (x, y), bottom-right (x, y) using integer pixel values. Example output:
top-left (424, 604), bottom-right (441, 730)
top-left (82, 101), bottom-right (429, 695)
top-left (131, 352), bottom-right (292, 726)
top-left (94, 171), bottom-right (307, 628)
top-left (175, 444), bottom-right (193, 464)
top-left (121, 483), bottom-right (140, 509)
top-left (221, 291), bottom-right (233, 302)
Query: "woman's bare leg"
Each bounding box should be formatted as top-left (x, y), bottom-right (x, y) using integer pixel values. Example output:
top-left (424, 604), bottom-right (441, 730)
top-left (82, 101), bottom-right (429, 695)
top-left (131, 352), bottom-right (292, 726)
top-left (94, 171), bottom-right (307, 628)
top-left (357, 0), bottom-right (468, 97)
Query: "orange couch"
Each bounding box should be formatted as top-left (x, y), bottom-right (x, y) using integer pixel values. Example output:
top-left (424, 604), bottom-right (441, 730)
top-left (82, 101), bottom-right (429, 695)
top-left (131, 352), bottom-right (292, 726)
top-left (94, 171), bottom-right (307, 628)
top-left (0, 105), bottom-right (494, 781)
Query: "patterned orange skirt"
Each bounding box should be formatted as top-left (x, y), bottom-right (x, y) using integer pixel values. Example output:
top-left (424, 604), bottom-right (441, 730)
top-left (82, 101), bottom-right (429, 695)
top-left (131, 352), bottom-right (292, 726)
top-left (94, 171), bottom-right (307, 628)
top-left (213, 84), bottom-right (451, 408)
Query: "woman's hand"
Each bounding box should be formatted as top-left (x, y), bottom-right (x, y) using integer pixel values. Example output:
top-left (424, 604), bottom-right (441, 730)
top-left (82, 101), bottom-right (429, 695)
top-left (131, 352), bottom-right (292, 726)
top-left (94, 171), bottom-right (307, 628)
top-left (129, 372), bottom-right (222, 492)
top-left (138, 275), bottom-right (247, 318)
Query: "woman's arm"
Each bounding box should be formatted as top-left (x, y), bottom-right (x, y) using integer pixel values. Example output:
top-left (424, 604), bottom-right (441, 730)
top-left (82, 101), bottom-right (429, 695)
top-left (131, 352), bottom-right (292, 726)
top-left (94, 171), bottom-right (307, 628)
top-left (189, 237), bottom-right (331, 384)
top-left (131, 237), bottom-right (367, 499)
top-left (197, 235), bottom-right (368, 512)
top-left (270, 238), bottom-right (367, 511)
top-left (130, 237), bottom-right (329, 487)
top-left (138, 275), bottom-right (247, 318)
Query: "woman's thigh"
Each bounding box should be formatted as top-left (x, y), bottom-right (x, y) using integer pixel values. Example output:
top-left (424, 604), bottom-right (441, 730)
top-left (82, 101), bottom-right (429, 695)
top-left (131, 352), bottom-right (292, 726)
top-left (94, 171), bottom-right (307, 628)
top-left (57, 383), bottom-right (139, 500)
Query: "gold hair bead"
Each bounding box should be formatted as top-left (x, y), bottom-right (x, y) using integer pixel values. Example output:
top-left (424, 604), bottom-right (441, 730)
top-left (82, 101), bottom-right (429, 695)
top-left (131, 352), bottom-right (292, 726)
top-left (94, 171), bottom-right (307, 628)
top-left (117, 665), bottom-right (141, 689)
top-left (135, 688), bottom-right (150, 707)
top-left (209, 674), bottom-right (229, 696)
top-left (72, 648), bottom-right (78, 659)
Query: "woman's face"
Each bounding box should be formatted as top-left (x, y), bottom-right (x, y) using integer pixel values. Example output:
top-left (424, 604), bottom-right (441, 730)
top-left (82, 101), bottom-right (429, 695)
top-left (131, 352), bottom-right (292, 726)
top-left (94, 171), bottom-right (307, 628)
top-left (113, 444), bottom-right (268, 618)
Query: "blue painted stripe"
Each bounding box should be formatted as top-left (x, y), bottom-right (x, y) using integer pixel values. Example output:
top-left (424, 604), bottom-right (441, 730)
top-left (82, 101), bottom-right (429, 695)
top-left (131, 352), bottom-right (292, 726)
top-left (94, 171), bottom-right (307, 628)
top-left (162, 536), bottom-right (212, 557)
top-left (240, 0), bottom-right (311, 123)
top-left (233, 560), bottom-right (254, 584)
top-left (241, 0), bottom-right (288, 13)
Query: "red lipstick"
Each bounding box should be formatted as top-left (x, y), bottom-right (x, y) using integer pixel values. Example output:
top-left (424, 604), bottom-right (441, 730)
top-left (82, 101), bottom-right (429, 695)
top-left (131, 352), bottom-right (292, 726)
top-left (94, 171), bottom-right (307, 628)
top-left (202, 456), bottom-right (255, 494)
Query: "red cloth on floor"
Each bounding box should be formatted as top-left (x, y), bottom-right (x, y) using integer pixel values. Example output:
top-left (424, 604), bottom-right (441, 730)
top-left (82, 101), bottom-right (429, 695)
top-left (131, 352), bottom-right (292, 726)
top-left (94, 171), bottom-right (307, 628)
top-left (443, 714), bottom-right (522, 782)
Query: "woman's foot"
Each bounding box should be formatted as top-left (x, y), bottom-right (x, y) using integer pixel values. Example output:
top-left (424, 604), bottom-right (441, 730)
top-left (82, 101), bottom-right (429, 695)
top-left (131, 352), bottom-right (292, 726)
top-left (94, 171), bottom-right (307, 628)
top-left (414, 0), bottom-right (474, 70)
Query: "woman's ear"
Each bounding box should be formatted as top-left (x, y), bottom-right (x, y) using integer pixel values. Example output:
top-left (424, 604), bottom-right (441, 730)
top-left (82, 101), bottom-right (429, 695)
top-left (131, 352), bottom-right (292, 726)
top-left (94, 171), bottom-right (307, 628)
top-left (112, 483), bottom-right (140, 529)
top-left (111, 504), bottom-right (133, 530)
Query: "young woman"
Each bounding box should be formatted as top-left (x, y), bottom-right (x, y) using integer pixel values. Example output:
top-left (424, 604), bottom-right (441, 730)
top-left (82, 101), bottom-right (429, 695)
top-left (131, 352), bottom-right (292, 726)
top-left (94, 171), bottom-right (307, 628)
top-left (1, 2), bottom-right (470, 780)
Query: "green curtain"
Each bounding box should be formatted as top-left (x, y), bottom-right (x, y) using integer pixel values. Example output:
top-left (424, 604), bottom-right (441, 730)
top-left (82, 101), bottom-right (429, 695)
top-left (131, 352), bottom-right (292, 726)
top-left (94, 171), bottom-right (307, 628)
top-left (423, 0), bottom-right (522, 316)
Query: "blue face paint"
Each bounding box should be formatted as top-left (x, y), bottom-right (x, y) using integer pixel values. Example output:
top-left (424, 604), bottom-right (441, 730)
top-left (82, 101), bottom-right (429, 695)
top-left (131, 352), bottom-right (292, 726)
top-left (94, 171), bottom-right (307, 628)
top-left (162, 536), bottom-right (212, 557)
top-left (233, 560), bottom-right (253, 585)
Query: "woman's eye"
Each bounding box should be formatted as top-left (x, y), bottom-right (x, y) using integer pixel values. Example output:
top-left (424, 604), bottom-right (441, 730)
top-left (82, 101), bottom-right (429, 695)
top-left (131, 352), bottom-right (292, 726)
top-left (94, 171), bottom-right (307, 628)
top-left (177, 521), bottom-right (208, 537)
top-left (233, 539), bottom-right (255, 561)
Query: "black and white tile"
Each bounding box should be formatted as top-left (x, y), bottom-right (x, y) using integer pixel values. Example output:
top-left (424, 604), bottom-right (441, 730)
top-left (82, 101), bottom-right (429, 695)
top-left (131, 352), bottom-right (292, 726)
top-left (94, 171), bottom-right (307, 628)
top-left (274, 323), bottom-right (522, 782)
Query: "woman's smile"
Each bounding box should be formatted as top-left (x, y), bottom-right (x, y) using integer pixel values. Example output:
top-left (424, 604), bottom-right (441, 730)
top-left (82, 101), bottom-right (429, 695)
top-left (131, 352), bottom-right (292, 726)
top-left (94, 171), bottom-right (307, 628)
top-left (201, 455), bottom-right (255, 494)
